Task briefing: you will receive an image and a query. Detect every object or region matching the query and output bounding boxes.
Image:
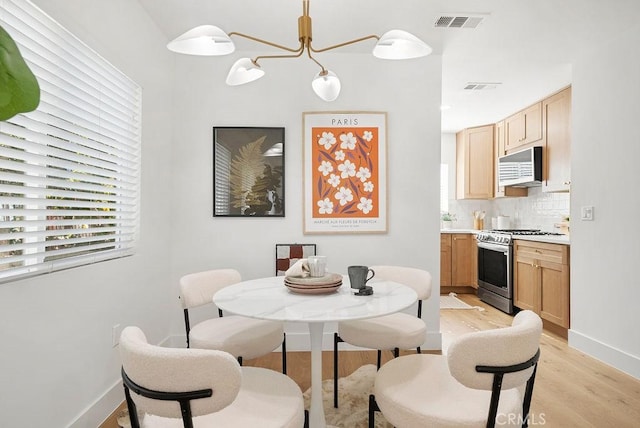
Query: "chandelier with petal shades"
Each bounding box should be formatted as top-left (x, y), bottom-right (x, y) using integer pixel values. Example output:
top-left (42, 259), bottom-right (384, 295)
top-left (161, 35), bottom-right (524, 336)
top-left (167, 0), bottom-right (432, 101)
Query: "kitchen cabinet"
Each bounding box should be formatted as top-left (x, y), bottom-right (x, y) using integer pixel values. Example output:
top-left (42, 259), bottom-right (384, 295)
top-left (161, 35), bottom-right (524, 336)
top-left (543, 86), bottom-right (571, 192)
top-left (440, 234), bottom-right (452, 286)
top-left (514, 240), bottom-right (570, 330)
top-left (470, 234), bottom-right (478, 289)
top-left (456, 124), bottom-right (494, 199)
top-left (505, 102), bottom-right (542, 152)
top-left (494, 120), bottom-right (528, 198)
top-left (441, 233), bottom-right (473, 287)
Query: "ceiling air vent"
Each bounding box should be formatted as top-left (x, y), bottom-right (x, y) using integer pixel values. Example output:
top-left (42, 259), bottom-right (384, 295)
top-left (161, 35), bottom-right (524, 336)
top-left (464, 82), bottom-right (502, 90)
top-left (435, 14), bottom-right (486, 29)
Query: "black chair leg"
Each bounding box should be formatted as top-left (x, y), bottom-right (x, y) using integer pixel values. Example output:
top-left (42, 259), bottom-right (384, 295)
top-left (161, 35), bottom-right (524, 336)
top-left (393, 347), bottom-right (399, 358)
top-left (124, 386), bottom-right (140, 428)
top-left (368, 394), bottom-right (380, 428)
top-left (237, 356), bottom-right (243, 366)
top-left (333, 333), bottom-right (340, 408)
top-left (282, 333), bottom-right (287, 375)
top-left (304, 409), bottom-right (309, 428)
top-left (417, 346), bottom-right (422, 354)
top-left (376, 350), bottom-right (382, 369)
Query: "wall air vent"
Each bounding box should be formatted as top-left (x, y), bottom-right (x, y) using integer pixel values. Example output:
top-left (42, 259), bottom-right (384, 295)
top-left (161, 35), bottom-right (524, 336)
top-left (464, 82), bottom-right (502, 90)
top-left (435, 14), bottom-right (486, 29)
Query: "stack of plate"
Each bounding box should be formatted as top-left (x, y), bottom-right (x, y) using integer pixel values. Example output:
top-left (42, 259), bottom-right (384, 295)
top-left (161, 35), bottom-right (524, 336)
top-left (284, 273), bottom-right (343, 295)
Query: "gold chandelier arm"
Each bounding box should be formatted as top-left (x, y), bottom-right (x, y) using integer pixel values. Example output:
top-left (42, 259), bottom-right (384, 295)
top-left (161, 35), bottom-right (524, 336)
top-left (254, 46), bottom-right (305, 64)
top-left (309, 34), bottom-right (380, 53)
top-left (228, 31), bottom-right (303, 53)
top-left (306, 48), bottom-right (326, 73)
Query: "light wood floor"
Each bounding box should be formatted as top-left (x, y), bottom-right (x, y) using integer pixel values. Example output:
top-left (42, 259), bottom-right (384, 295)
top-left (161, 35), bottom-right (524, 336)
top-left (102, 294), bottom-right (640, 427)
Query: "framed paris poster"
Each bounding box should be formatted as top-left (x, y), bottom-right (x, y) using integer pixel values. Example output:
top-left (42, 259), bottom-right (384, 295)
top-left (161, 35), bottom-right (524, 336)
top-left (303, 111), bottom-right (387, 234)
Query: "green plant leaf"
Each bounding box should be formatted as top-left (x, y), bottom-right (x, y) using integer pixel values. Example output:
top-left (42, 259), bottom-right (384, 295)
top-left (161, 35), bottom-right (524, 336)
top-left (0, 24), bottom-right (40, 121)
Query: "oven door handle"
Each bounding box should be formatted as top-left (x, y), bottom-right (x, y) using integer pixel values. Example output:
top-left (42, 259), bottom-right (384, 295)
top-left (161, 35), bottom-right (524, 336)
top-left (477, 242), bottom-right (510, 254)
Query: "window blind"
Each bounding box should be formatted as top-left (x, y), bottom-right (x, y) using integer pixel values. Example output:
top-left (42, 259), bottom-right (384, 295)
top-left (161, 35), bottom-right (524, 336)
top-left (0, 0), bottom-right (141, 283)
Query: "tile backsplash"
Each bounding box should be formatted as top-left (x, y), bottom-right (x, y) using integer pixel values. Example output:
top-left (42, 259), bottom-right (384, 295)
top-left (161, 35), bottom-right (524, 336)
top-left (447, 187), bottom-right (570, 232)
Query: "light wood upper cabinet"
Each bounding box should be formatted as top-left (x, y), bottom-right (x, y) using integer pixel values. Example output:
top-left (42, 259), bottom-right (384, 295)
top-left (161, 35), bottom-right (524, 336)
top-left (456, 124), bottom-right (494, 199)
top-left (505, 102), bottom-right (542, 152)
top-left (514, 240), bottom-right (570, 329)
top-left (494, 120), bottom-right (527, 198)
top-left (543, 86), bottom-right (572, 192)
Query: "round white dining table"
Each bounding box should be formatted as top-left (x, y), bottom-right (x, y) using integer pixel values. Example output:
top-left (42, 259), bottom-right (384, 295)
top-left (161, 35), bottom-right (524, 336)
top-left (213, 275), bottom-right (418, 428)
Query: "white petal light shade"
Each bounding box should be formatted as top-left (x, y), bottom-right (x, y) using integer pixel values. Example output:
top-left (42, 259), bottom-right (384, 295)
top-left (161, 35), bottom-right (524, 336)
top-left (312, 70), bottom-right (341, 102)
top-left (167, 25), bottom-right (235, 56)
top-left (226, 58), bottom-right (265, 86)
top-left (372, 30), bottom-right (432, 60)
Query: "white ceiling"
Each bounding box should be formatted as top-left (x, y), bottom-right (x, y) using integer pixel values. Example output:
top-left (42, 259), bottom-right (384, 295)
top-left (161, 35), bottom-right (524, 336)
top-left (137, 0), bottom-right (640, 133)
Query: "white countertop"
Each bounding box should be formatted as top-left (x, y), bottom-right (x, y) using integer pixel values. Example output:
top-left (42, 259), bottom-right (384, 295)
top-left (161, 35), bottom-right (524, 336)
top-left (441, 229), bottom-right (570, 245)
top-left (512, 234), bottom-right (570, 245)
top-left (440, 228), bottom-right (479, 234)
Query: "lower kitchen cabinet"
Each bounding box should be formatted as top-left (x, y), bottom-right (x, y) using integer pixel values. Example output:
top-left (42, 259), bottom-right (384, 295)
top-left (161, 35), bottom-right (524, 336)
top-left (441, 233), bottom-right (474, 287)
top-left (514, 240), bottom-right (570, 330)
top-left (440, 234), bottom-right (452, 286)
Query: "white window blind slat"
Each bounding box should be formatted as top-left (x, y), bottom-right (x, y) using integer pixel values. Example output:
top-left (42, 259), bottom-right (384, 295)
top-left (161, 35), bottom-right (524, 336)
top-left (0, 183), bottom-right (135, 204)
top-left (0, 140), bottom-right (137, 181)
top-left (0, 225), bottom-right (135, 242)
top-left (0, 171), bottom-right (137, 198)
top-left (8, 113), bottom-right (139, 163)
top-left (0, 218), bottom-right (134, 230)
top-left (0, 158), bottom-right (136, 190)
top-left (0, 0), bottom-right (141, 283)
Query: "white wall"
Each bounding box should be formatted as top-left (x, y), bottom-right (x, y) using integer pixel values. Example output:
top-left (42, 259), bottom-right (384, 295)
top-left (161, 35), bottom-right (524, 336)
top-left (0, 1), bottom-right (175, 426)
top-left (168, 52), bottom-right (443, 350)
top-left (569, 23), bottom-right (640, 378)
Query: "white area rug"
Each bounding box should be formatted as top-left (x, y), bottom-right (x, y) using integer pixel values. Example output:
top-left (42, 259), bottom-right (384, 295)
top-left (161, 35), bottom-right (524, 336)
top-left (440, 292), bottom-right (484, 310)
top-left (303, 364), bottom-right (391, 428)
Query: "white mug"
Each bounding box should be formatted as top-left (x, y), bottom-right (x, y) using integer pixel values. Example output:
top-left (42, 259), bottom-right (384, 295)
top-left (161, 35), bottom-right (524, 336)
top-left (307, 256), bottom-right (327, 277)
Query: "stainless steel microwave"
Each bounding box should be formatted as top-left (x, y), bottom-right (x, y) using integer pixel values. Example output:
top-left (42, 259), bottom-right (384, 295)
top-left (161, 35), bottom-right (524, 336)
top-left (498, 146), bottom-right (543, 187)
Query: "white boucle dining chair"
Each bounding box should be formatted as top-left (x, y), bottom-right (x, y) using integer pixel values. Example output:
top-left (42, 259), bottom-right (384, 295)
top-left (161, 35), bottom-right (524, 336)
top-left (333, 265), bottom-right (432, 408)
top-left (369, 310), bottom-right (543, 428)
top-left (119, 326), bottom-right (306, 428)
top-left (179, 268), bottom-right (287, 373)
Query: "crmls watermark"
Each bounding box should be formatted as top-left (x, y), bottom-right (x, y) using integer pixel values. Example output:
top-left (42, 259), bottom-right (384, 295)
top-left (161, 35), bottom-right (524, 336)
top-left (496, 413), bottom-right (546, 425)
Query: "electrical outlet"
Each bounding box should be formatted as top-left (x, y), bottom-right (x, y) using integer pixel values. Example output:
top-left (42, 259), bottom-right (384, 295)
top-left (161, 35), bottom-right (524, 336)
top-left (581, 206), bottom-right (594, 221)
top-left (112, 324), bottom-right (122, 347)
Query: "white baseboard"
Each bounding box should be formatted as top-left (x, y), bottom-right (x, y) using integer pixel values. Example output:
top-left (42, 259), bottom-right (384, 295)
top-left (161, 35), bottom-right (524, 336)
top-left (569, 329), bottom-right (640, 380)
top-left (68, 378), bottom-right (123, 428)
top-left (68, 336), bottom-right (173, 428)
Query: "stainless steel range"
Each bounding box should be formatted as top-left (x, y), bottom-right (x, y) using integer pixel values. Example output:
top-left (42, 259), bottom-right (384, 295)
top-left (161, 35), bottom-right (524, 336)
top-left (476, 229), bottom-right (564, 314)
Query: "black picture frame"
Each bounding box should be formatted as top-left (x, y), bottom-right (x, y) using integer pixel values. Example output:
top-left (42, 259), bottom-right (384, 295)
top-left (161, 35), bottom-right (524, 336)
top-left (213, 127), bottom-right (285, 217)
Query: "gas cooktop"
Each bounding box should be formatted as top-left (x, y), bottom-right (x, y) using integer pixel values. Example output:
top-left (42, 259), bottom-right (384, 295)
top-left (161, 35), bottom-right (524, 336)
top-left (491, 229), bottom-right (565, 236)
top-left (477, 229), bottom-right (565, 245)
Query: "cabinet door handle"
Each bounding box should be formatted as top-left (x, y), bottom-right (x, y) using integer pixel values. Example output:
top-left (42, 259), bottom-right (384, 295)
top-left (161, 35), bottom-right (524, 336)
top-left (563, 181), bottom-right (571, 185)
top-left (535, 249), bottom-right (542, 253)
